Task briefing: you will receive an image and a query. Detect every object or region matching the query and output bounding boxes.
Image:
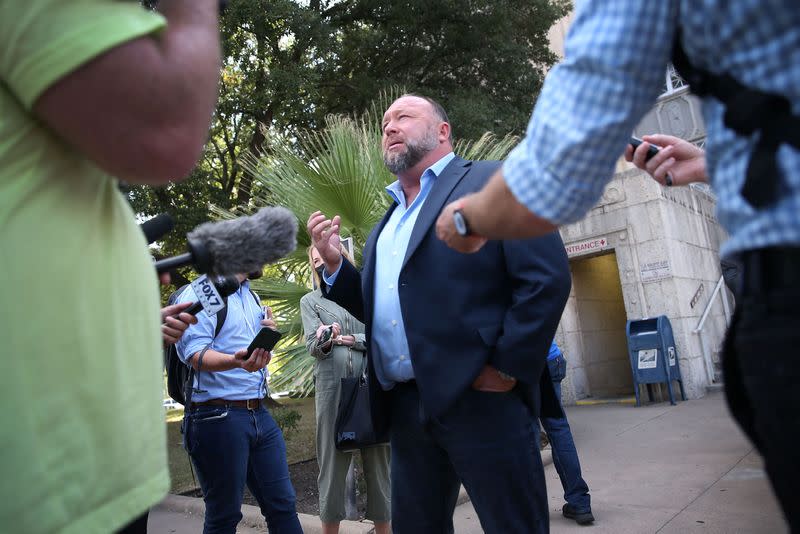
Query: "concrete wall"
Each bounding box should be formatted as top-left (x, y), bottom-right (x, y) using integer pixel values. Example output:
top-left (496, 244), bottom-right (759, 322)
top-left (556, 166), bottom-right (730, 404)
top-left (547, 12), bottom-right (574, 59)
top-left (544, 13), bottom-right (729, 404)
top-left (634, 86), bottom-right (706, 143)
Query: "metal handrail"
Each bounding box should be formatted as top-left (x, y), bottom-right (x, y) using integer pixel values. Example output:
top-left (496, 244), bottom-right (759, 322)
top-left (693, 275), bottom-right (733, 383)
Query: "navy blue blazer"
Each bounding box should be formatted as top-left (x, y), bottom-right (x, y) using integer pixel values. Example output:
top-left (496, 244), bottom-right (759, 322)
top-left (323, 156), bottom-right (571, 430)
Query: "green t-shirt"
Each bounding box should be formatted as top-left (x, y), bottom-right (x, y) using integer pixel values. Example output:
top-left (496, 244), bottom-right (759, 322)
top-left (0, 3), bottom-right (169, 532)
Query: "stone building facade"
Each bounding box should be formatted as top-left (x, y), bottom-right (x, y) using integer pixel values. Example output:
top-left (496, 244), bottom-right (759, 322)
top-left (546, 14), bottom-right (731, 403)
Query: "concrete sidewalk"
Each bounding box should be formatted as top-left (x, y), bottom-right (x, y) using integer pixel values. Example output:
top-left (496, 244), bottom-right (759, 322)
top-left (453, 391), bottom-right (785, 533)
top-left (150, 392), bottom-right (786, 533)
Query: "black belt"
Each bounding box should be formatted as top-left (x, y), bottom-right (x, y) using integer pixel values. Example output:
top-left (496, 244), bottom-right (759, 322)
top-left (193, 398), bottom-right (264, 410)
top-left (741, 247), bottom-right (800, 294)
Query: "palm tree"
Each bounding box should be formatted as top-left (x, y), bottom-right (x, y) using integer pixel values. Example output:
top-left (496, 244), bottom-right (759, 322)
top-left (228, 95), bottom-right (517, 396)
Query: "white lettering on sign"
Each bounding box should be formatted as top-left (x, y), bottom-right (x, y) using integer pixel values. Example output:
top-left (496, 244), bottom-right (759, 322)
top-left (190, 274), bottom-right (226, 317)
top-left (565, 237), bottom-right (608, 257)
top-left (638, 349), bottom-right (658, 369)
top-left (640, 260), bottom-right (671, 282)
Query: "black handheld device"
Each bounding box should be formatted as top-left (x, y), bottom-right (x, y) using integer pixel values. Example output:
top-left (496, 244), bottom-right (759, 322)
top-left (246, 328), bottom-right (283, 357)
top-left (629, 136), bottom-right (660, 161)
top-left (318, 325), bottom-right (334, 345)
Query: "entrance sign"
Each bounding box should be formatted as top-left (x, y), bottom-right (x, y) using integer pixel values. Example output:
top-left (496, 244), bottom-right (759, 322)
top-left (565, 237), bottom-right (608, 257)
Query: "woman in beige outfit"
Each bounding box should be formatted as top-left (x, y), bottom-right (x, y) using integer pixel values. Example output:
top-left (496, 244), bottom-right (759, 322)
top-left (300, 246), bottom-right (391, 534)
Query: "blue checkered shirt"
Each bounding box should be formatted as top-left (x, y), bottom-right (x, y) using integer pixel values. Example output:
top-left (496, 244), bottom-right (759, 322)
top-left (503, 0), bottom-right (800, 258)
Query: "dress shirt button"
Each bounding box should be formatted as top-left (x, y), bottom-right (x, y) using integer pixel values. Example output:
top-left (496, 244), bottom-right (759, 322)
top-left (399, 354), bottom-right (406, 361)
top-left (391, 320), bottom-right (398, 326)
top-left (388, 284), bottom-right (394, 289)
top-left (392, 250), bottom-right (398, 256)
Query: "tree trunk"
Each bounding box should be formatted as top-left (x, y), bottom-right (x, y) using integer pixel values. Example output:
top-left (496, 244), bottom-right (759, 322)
top-left (236, 104), bottom-right (272, 207)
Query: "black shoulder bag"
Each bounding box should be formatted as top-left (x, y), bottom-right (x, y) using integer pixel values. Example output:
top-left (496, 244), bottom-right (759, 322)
top-left (334, 349), bottom-right (388, 451)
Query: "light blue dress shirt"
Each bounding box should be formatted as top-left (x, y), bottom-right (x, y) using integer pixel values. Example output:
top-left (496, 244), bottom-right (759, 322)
top-left (502, 0), bottom-right (800, 258)
top-left (325, 152), bottom-right (456, 388)
top-left (175, 280), bottom-right (268, 402)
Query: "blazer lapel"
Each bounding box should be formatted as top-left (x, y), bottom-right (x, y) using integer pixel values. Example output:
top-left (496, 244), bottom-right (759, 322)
top-left (402, 156), bottom-right (471, 268)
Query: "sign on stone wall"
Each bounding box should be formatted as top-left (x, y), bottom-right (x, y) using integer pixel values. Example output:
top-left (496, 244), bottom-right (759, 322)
top-left (640, 260), bottom-right (671, 282)
top-left (565, 237), bottom-right (608, 258)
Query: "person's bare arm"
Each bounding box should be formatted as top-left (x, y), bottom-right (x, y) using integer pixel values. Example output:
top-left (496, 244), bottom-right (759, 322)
top-left (435, 168), bottom-right (558, 253)
top-left (33, 0), bottom-right (221, 185)
top-left (187, 347), bottom-right (271, 373)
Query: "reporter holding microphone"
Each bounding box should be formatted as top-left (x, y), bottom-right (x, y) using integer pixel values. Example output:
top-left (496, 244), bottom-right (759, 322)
top-left (0, 1), bottom-right (221, 532)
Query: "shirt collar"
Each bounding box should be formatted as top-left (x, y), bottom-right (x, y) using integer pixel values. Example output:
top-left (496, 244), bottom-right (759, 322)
top-left (385, 152), bottom-right (456, 206)
top-left (238, 279), bottom-right (250, 294)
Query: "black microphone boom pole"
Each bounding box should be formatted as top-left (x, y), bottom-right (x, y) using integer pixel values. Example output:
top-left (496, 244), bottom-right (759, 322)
top-left (139, 213), bottom-right (174, 244)
top-left (155, 240), bottom-right (213, 274)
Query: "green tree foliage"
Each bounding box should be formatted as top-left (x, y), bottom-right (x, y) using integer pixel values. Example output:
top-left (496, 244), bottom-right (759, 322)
top-left (237, 93), bottom-right (518, 395)
top-left (128, 0), bottom-right (570, 270)
top-left (322, 0), bottom-right (570, 140)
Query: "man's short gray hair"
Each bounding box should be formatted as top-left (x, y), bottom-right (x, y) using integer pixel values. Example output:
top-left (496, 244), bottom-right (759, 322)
top-left (401, 93), bottom-right (453, 142)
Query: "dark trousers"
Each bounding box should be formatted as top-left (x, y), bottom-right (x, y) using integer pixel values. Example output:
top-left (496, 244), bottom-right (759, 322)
top-left (390, 382), bottom-right (548, 534)
top-left (117, 511), bottom-right (149, 534)
top-left (184, 405), bottom-right (303, 534)
top-left (723, 248), bottom-right (800, 533)
top-left (540, 355), bottom-right (591, 511)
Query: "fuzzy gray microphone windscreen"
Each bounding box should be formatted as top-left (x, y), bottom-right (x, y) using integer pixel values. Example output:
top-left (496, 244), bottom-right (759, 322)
top-left (188, 206), bottom-right (298, 275)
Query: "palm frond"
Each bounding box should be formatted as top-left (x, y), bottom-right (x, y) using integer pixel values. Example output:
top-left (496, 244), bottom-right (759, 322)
top-left (456, 132), bottom-right (519, 161)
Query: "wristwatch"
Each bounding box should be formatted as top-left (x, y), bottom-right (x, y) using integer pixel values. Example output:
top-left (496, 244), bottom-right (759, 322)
top-left (452, 204), bottom-right (472, 237)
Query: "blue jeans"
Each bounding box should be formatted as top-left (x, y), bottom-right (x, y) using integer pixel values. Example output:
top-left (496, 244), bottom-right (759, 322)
top-left (184, 405), bottom-right (303, 534)
top-left (540, 355), bottom-right (591, 512)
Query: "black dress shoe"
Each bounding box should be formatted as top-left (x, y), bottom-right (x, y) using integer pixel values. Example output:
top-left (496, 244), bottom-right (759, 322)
top-left (563, 503), bottom-right (595, 525)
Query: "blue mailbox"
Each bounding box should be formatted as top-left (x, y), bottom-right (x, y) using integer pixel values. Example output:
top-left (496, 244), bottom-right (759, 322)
top-left (626, 315), bottom-right (686, 406)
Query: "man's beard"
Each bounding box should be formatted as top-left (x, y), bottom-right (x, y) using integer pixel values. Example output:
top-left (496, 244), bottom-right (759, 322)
top-left (383, 127), bottom-right (438, 174)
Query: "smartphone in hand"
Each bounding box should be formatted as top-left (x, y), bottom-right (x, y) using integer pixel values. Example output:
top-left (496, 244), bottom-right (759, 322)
top-left (245, 328), bottom-right (283, 358)
top-left (629, 136), bottom-right (660, 161)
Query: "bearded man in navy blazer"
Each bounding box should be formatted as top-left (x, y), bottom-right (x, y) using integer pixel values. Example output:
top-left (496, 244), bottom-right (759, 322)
top-left (307, 94), bottom-right (571, 534)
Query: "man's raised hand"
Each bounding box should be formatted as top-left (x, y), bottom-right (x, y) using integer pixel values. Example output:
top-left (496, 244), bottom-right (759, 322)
top-left (307, 211), bottom-right (343, 273)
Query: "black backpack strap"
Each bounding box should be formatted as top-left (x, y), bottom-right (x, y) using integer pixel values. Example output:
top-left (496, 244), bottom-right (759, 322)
top-left (213, 296), bottom-right (229, 338)
top-left (672, 31), bottom-right (800, 208)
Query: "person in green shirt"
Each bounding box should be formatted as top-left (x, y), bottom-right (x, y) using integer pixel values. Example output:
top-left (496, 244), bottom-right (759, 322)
top-left (0, 2), bottom-right (222, 532)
